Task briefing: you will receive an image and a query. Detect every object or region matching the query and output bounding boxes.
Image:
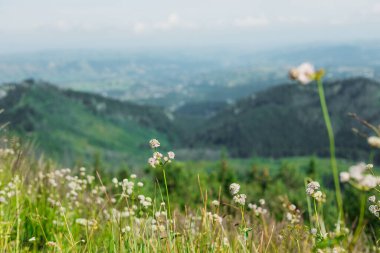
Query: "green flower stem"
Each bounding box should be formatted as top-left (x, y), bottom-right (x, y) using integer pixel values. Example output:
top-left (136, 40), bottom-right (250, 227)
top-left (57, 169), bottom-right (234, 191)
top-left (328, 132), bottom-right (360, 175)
top-left (162, 168), bottom-right (172, 224)
top-left (349, 192), bottom-right (366, 250)
top-left (369, 149), bottom-right (375, 164)
top-left (305, 179), bottom-right (313, 226)
top-left (313, 199), bottom-right (321, 233)
top-left (316, 76), bottom-right (344, 225)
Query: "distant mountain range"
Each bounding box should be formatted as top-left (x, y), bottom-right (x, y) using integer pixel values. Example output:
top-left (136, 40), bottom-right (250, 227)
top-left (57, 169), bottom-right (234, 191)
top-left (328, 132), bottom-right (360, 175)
top-left (1, 43), bottom-right (379, 109)
top-left (187, 77), bottom-right (380, 160)
top-left (0, 77), bottom-right (379, 167)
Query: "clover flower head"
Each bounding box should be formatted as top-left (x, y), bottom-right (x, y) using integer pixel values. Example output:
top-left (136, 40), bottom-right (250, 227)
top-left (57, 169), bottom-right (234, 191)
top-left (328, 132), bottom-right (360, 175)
top-left (233, 194), bottom-right (247, 206)
top-left (342, 163), bottom-right (380, 191)
top-left (229, 183), bottom-right (240, 195)
top-left (289, 62), bottom-right (316, 85)
top-left (306, 181), bottom-right (320, 196)
top-left (148, 157), bottom-right (157, 168)
top-left (149, 139), bottom-right (160, 148)
top-left (168, 151), bottom-right (175, 159)
top-left (349, 162), bottom-right (367, 181)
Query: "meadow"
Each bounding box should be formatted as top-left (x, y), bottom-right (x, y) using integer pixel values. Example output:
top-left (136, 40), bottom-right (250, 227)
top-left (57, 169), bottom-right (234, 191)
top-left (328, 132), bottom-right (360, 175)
top-left (0, 63), bottom-right (379, 252)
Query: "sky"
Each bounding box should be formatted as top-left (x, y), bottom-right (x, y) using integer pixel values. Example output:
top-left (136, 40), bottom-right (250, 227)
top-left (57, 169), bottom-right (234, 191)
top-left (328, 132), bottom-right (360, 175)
top-left (0, 0), bottom-right (380, 53)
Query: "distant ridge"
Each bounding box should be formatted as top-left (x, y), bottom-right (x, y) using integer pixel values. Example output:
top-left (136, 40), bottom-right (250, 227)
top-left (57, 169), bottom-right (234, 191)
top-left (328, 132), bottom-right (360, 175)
top-left (1, 77), bottom-right (379, 166)
top-left (187, 77), bottom-right (380, 160)
top-left (0, 79), bottom-right (176, 166)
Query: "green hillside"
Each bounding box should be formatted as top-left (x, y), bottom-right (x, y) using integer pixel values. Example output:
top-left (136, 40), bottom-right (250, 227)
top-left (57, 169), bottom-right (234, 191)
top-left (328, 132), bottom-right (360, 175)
top-left (0, 79), bottom-right (175, 166)
top-left (187, 77), bottom-right (380, 160)
top-left (0, 77), bottom-right (379, 167)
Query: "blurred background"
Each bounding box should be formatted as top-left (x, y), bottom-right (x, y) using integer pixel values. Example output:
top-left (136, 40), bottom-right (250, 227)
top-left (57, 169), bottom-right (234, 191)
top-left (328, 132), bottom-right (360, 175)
top-left (0, 0), bottom-right (380, 169)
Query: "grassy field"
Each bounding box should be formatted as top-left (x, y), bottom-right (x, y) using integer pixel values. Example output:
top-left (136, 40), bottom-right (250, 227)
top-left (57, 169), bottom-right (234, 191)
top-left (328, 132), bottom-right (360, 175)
top-left (0, 137), bottom-right (378, 252)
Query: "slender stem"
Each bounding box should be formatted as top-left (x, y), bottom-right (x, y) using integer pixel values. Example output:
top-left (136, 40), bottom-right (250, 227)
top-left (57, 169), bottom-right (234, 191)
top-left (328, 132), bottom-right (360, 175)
top-left (369, 149), bottom-right (375, 164)
top-left (16, 183), bottom-right (20, 253)
top-left (349, 193), bottom-right (366, 251)
top-left (313, 199), bottom-right (321, 233)
top-left (162, 168), bottom-right (172, 225)
top-left (240, 206), bottom-right (246, 227)
top-left (316, 77), bottom-right (344, 225)
top-left (304, 179), bottom-right (313, 226)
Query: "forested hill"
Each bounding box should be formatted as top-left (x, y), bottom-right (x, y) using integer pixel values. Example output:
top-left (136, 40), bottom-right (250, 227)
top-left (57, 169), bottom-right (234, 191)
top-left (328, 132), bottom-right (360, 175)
top-left (0, 79), bottom-right (177, 166)
top-left (187, 77), bottom-right (380, 160)
top-left (0, 77), bottom-right (379, 166)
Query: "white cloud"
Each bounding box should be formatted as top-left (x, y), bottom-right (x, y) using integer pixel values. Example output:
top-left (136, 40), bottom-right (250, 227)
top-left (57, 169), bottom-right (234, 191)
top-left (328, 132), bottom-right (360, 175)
top-left (234, 16), bottom-right (269, 27)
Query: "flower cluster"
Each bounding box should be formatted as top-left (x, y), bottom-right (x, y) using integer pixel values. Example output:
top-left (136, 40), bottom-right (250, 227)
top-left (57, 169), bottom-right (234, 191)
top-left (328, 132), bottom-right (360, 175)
top-left (306, 181), bottom-right (325, 202)
top-left (229, 183), bottom-right (247, 206)
top-left (248, 199), bottom-right (268, 216)
top-left (280, 197), bottom-right (302, 224)
top-left (289, 62), bottom-right (316, 85)
top-left (206, 212), bottom-right (223, 225)
top-left (229, 183), bottom-right (240, 195)
top-left (368, 195), bottom-right (380, 218)
top-left (147, 139), bottom-right (175, 168)
top-left (233, 194), bottom-right (247, 206)
top-left (340, 163), bottom-right (380, 191)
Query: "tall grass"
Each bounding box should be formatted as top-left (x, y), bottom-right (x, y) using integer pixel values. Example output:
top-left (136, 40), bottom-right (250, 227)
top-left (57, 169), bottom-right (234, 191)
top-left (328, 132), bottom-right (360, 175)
top-left (0, 136), bottom-right (377, 252)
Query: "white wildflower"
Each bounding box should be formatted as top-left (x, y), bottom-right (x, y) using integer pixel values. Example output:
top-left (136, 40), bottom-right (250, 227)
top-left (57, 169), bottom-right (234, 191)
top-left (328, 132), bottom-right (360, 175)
top-left (348, 163), bottom-right (367, 181)
top-left (168, 151), bottom-right (175, 159)
top-left (289, 62), bottom-right (316, 85)
top-left (360, 174), bottom-right (378, 189)
top-left (211, 200), bottom-right (220, 206)
top-left (233, 194), bottom-right (247, 206)
top-left (149, 139), bottom-right (160, 148)
top-left (312, 191), bottom-right (324, 202)
top-left (368, 136), bottom-right (380, 149)
top-left (340, 172), bottom-right (350, 182)
top-left (369, 195), bottom-right (376, 203)
top-left (306, 181), bottom-right (320, 196)
top-left (229, 183), bottom-right (240, 195)
top-left (148, 158), bottom-right (156, 168)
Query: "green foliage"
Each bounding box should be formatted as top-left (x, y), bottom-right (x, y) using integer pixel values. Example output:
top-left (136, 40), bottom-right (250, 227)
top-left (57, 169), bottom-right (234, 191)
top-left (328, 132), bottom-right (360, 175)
top-left (0, 80), bottom-right (173, 167)
top-left (188, 78), bottom-right (380, 160)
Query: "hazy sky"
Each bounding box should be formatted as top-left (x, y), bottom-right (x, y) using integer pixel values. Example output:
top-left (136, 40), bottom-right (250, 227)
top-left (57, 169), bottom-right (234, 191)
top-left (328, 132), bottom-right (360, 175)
top-left (0, 0), bottom-right (380, 53)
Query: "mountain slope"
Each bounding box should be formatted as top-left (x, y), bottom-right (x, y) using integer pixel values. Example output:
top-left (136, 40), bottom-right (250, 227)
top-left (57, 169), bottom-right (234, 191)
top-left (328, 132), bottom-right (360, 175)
top-left (0, 79), bottom-right (175, 166)
top-left (187, 77), bottom-right (380, 159)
